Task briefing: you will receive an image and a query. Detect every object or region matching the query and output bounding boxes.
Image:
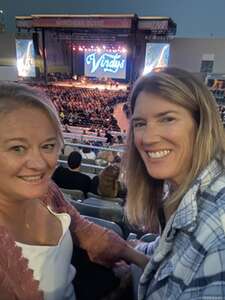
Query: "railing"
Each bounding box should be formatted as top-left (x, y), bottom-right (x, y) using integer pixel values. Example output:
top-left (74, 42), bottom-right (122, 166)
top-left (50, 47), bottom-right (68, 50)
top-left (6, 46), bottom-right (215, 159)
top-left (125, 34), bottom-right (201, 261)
top-left (64, 141), bottom-right (125, 153)
top-left (58, 159), bottom-right (105, 170)
top-left (59, 140), bottom-right (125, 175)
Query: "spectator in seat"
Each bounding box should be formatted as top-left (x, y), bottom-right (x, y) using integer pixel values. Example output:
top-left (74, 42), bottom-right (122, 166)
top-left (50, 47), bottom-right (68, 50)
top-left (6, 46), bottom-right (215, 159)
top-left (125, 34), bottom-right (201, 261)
top-left (99, 164), bottom-right (120, 198)
top-left (105, 130), bottom-right (114, 144)
top-left (63, 138), bottom-right (79, 157)
top-left (52, 150), bottom-right (91, 197)
top-left (80, 144), bottom-right (96, 160)
top-left (63, 124), bottom-right (71, 133)
top-left (91, 164), bottom-right (126, 201)
top-left (96, 150), bottom-right (115, 165)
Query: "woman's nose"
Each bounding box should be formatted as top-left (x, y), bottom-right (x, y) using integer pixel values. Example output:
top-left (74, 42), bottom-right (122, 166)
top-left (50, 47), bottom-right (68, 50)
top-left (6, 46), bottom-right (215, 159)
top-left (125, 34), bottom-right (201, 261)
top-left (25, 151), bottom-right (47, 170)
top-left (142, 122), bottom-right (161, 144)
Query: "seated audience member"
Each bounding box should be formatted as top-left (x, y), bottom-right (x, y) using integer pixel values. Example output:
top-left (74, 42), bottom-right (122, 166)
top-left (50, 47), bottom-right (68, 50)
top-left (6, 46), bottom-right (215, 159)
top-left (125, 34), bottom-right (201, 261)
top-left (116, 135), bottom-right (124, 144)
top-left (63, 138), bottom-right (79, 156)
top-left (0, 82), bottom-right (148, 300)
top-left (105, 130), bottom-right (114, 144)
top-left (80, 144), bottom-right (96, 160)
top-left (63, 123), bottom-right (71, 132)
top-left (96, 150), bottom-right (115, 164)
top-left (52, 150), bottom-right (91, 197)
top-left (90, 164), bottom-right (126, 200)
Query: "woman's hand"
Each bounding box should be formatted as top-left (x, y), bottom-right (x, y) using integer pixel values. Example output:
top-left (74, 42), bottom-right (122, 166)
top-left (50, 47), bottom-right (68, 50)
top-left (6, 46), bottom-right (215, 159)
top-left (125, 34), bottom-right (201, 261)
top-left (122, 244), bottom-right (150, 269)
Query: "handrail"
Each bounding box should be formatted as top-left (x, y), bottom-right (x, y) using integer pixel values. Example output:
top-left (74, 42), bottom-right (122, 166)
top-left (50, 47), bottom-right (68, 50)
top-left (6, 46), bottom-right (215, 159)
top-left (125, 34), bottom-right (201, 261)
top-left (64, 141), bottom-right (125, 153)
top-left (58, 160), bottom-right (105, 170)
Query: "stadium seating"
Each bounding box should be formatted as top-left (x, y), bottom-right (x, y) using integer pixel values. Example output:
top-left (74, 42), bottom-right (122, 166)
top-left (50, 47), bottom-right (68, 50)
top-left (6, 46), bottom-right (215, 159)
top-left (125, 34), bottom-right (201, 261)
top-left (60, 188), bottom-right (85, 200)
top-left (87, 192), bottom-right (124, 205)
top-left (69, 198), bottom-right (123, 224)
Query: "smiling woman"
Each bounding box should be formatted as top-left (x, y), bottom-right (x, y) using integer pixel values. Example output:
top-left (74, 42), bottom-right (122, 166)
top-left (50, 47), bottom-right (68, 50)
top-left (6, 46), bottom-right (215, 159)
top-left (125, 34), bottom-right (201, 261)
top-left (0, 107), bottom-right (60, 204)
top-left (0, 82), bottom-right (148, 300)
top-left (123, 67), bottom-right (225, 299)
top-left (132, 92), bottom-right (196, 186)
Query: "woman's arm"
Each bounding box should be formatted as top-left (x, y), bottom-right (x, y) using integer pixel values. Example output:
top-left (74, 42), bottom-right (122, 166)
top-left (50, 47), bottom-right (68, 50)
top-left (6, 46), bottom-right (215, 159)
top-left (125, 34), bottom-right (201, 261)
top-left (122, 244), bottom-right (150, 269)
top-left (45, 181), bottom-right (149, 268)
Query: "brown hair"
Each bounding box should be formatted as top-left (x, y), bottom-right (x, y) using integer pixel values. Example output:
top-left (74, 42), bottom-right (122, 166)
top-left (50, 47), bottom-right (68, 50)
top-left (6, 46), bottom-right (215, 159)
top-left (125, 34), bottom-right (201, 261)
top-left (98, 164), bottom-right (120, 198)
top-left (124, 67), bottom-right (225, 231)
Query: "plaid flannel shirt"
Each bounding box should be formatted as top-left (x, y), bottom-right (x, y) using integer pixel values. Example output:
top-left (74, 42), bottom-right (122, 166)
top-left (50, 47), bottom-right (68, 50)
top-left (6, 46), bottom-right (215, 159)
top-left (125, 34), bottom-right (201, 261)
top-left (138, 159), bottom-right (225, 300)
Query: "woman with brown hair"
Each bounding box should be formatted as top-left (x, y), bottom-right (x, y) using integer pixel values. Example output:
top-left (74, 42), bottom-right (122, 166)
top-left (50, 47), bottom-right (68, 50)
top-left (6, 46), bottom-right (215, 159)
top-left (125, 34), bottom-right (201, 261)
top-left (124, 67), bottom-right (225, 299)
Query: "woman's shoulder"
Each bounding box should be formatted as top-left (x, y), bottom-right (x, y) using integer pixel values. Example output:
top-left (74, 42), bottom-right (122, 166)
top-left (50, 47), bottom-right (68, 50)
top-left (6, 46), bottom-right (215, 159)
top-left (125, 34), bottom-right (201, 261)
top-left (41, 180), bottom-right (65, 207)
top-left (193, 177), bottom-right (225, 250)
top-left (0, 225), bottom-right (43, 299)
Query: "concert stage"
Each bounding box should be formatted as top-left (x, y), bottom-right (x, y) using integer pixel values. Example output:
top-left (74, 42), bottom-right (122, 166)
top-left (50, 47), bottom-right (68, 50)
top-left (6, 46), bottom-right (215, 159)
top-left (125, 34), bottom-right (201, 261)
top-left (52, 80), bottom-right (128, 91)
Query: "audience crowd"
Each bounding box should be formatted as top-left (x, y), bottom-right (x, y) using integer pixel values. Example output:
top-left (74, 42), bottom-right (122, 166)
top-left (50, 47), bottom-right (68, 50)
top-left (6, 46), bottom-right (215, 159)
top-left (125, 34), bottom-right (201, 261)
top-left (218, 104), bottom-right (225, 126)
top-left (28, 79), bottom-right (225, 206)
top-left (40, 85), bottom-right (129, 131)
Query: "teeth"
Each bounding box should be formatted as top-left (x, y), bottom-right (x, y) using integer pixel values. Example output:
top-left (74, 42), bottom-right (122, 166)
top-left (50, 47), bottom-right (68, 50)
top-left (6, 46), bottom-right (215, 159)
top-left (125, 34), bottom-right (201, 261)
top-left (147, 150), bottom-right (170, 159)
top-left (20, 176), bottom-right (42, 182)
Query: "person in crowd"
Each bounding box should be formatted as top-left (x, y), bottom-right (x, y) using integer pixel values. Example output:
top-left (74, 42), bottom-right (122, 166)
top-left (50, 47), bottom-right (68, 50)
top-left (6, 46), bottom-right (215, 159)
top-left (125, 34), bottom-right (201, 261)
top-left (96, 149), bottom-right (115, 165)
top-left (105, 130), bottom-right (114, 144)
top-left (0, 82), bottom-right (148, 300)
top-left (64, 124), bottom-right (71, 133)
top-left (52, 150), bottom-right (91, 197)
top-left (111, 136), bottom-right (126, 152)
top-left (91, 157), bottom-right (127, 201)
top-left (80, 144), bottom-right (96, 160)
top-left (63, 138), bottom-right (79, 157)
top-left (91, 164), bottom-right (121, 199)
top-left (124, 67), bottom-right (225, 299)
top-left (116, 135), bottom-right (124, 144)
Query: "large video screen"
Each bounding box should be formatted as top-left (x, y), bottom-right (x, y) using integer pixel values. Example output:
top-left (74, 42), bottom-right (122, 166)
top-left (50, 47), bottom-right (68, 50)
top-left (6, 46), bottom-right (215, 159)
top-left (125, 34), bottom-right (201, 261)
top-left (143, 43), bottom-right (170, 75)
top-left (16, 39), bottom-right (36, 77)
top-left (84, 51), bottom-right (127, 79)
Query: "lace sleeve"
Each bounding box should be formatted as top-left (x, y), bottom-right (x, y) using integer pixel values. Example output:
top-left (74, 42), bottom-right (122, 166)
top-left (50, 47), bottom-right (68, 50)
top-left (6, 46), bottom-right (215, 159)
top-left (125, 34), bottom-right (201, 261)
top-left (45, 181), bottom-right (128, 267)
top-left (0, 227), bottom-right (43, 300)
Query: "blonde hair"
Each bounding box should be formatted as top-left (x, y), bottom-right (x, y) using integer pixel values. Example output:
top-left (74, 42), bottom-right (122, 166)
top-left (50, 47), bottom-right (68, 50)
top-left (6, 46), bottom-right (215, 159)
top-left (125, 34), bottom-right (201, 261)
top-left (0, 82), bottom-right (63, 150)
top-left (124, 67), bottom-right (225, 231)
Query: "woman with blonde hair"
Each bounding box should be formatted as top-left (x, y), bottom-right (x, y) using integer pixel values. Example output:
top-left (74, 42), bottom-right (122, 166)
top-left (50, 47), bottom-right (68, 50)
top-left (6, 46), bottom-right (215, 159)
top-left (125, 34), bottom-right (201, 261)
top-left (124, 67), bottom-right (225, 299)
top-left (0, 82), bottom-right (148, 300)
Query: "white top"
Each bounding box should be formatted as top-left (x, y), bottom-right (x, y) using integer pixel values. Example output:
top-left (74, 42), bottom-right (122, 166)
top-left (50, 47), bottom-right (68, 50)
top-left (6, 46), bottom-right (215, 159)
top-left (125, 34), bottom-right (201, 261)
top-left (16, 207), bottom-right (76, 300)
top-left (80, 151), bottom-right (96, 160)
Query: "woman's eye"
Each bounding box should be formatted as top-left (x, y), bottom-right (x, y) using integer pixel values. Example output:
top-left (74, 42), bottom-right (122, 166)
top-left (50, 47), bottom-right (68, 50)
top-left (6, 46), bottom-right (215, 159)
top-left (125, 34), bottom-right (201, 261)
top-left (160, 116), bottom-right (175, 123)
top-left (10, 145), bottom-right (26, 154)
top-left (42, 144), bottom-right (56, 151)
top-left (133, 121), bottom-right (145, 128)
